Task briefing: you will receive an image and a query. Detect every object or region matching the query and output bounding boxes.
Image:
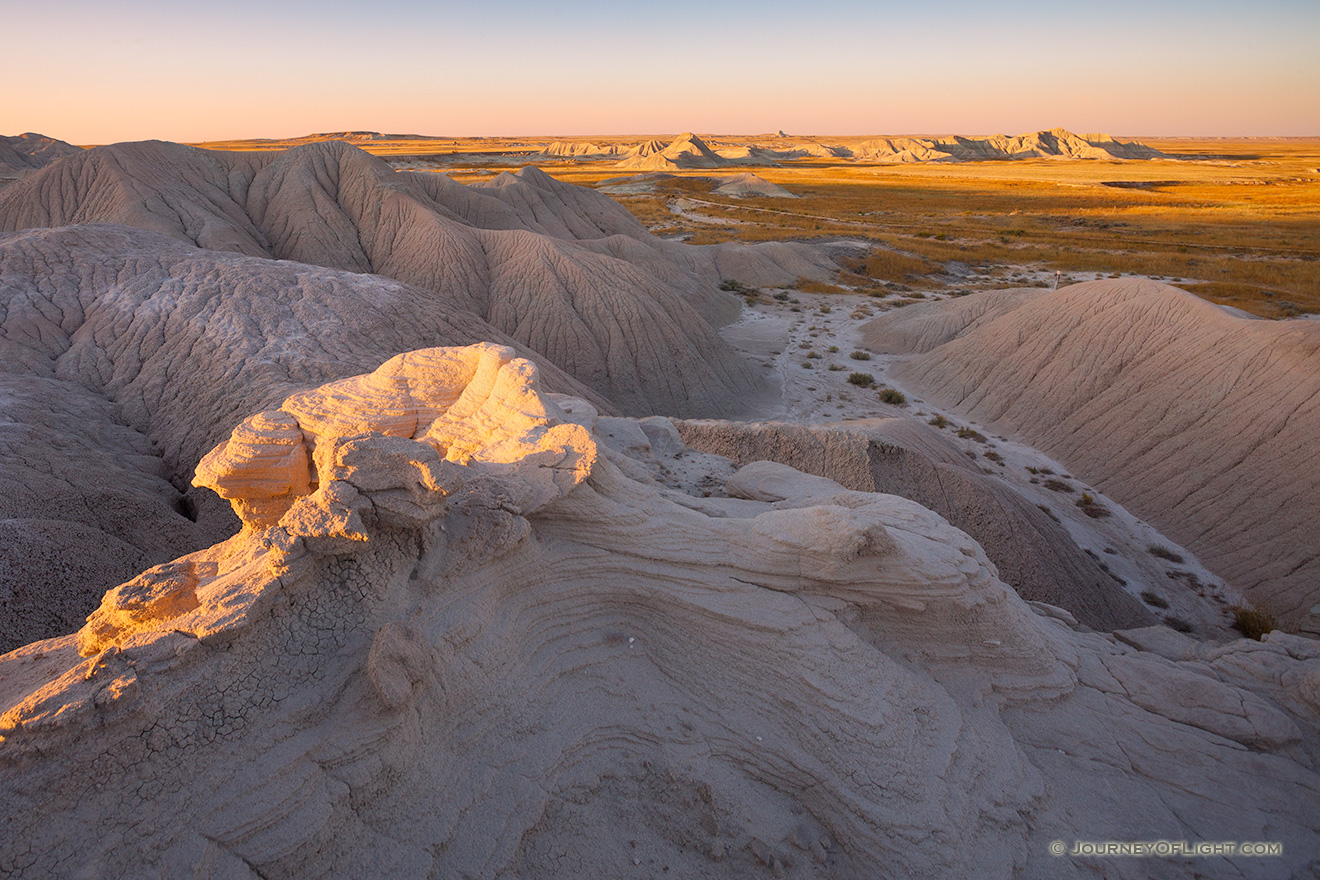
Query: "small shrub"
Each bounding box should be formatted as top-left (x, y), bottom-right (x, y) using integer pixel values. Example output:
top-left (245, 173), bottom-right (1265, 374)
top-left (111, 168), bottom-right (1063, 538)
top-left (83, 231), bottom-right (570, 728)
top-left (1036, 504), bottom-right (1060, 523)
top-left (806, 351), bottom-right (821, 359)
top-left (1148, 545), bottom-right (1185, 564)
top-left (849, 350), bottom-right (872, 361)
top-left (1042, 479), bottom-right (1073, 493)
top-left (878, 387), bottom-right (906, 405)
top-left (957, 427), bottom-right (987, 443)
top-left (773, 291), bottom-right (790, 301)
top-left (827, 345), bottom-right (839, 353)
top-left (1037, 467), bottom-right (1054, 476)
top-left (847, 372), bottom-right (875, 387)
top-left (928, 414), bottom-right (948, 429)
top-left (1140, 590), bottom-right (1170, 609)
top-left (718, 279), bottom-right (750, 292)
top-left (819, 305), bottom-right (832, 314)
top-left (801, 361), bottom-right (814, 369)
top-left (1075, 492), bottom-right (1111, 518)
top-left (1025, 466), bottom-right (1038, 474)
top-left (984, 450), bottom-right (1004, 464)
top-left (827, 364), bottom-right (844, 371)
top-left (1231, 606), bottom-right (1276, 640)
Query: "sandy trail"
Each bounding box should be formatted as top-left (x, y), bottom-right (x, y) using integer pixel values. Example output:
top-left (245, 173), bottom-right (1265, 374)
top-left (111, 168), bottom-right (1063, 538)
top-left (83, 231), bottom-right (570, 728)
top-left (719, 285), bottom-right (1239, 637)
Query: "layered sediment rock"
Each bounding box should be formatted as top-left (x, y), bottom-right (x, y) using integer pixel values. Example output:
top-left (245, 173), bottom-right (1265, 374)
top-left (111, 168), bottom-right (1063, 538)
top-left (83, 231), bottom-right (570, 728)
top-left (1, 346), bottom-right (1316, 879)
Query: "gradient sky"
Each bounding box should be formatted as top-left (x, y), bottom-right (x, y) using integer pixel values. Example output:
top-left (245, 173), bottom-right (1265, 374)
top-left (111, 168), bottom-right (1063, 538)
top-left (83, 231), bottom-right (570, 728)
top-left (7, 0), bottom-right (1319, 143)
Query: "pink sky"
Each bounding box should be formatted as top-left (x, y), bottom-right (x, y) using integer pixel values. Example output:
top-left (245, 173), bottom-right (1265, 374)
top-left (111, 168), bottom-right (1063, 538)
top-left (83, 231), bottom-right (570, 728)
top-left (7, 0), bottom-right (1318, 143)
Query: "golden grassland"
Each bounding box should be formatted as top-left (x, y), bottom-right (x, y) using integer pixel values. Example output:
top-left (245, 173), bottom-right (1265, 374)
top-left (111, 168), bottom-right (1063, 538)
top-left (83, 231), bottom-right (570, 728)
top-left (191, 134), bottom-right (1320, 318)
top-left (558, 143), bottom-right (1320, 318)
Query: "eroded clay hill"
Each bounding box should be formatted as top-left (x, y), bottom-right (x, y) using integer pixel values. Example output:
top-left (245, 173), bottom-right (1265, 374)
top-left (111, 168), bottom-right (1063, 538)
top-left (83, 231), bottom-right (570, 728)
top-left (0, 138), bottom-right (832, 416)
top-left (863, 279), bottom-right (1320, 632)
top-left (1, 346), bottom-right (1316, 879)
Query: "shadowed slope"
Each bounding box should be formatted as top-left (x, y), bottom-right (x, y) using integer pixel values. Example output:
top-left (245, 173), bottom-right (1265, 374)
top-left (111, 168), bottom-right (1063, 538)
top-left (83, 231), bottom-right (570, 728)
top-left (865, 279), bottom-right (1320, 631)
top-left (0, 140), bottom-right (818, 416)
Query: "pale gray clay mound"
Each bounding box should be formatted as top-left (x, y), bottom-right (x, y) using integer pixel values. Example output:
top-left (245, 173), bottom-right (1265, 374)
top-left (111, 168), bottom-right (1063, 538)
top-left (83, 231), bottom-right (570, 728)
top-left (0, 346), bottom-right (1316, 879)
top-left (0, 139), bottom-right (835, 416)
top-left (675, 418), bottom-right (1154, 630)
top-left (712, 172), bottom-right (798, 198)
top-left (865, 278), bottom-right (1320, 632)
top-left (0, 224), bottom-right (608, 649)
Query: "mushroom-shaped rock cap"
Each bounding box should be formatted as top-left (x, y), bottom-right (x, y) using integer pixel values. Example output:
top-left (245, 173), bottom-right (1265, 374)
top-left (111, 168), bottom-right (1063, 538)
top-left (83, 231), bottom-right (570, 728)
top-left (194, 343), bottom-right (597, 529)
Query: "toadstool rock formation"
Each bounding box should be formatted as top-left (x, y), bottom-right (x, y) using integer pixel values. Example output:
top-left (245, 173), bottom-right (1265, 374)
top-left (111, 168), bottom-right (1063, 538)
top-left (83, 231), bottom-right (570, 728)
top-left (1, 344), bottom-right (1316, 879)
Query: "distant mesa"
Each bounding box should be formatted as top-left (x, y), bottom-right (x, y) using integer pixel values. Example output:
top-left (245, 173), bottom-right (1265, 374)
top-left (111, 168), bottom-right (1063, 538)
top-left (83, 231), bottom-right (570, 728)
top-left (299, 131), bottom-right (443, 143)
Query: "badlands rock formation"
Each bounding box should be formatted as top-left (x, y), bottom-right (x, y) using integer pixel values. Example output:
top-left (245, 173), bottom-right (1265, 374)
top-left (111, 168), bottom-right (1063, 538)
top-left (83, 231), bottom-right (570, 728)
top-left (537, 129), bottom-right (1161, 167)
top-left (0, 139), bottom-right (834, 414)
top-left (1, 345), bottom-right (1317, 880)
top-left (864, 279), bottom-right (1320, 632)
top-left (615, 132), bottom-right (736, 171)
top-left (539, 141), bottom-right (619, 159)
top-left (854, 129), bottom-right (1164, 163)
top-left (674, 419), bottom-right (1153, 630)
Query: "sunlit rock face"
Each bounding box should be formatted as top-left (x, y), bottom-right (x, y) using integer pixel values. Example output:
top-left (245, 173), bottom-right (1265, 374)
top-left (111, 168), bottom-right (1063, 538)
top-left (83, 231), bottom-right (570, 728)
top-left (1, 344), bottom-right (1317, 880)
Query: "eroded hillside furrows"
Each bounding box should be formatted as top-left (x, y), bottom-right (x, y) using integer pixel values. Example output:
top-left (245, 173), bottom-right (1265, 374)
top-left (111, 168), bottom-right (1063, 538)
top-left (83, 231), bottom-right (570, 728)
top-left (0, 140), bottom-right (841, 417)
top-left (865, 279), bottom-right (1320, 631)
